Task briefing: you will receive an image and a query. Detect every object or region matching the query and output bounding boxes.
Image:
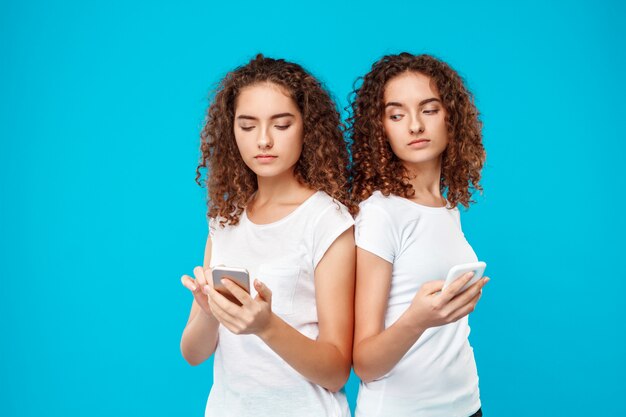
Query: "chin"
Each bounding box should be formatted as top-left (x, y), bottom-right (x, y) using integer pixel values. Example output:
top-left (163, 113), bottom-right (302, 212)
top-left (400, 154), bottom-right (439, 165)
top-left (251, 167), bottom-right (287, 178)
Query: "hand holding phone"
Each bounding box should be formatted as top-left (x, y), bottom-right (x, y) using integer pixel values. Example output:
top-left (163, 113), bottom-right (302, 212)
top-left (442, 261), bottom-right (487, 293)
top-left (211, 266), bottom-right (251, 306)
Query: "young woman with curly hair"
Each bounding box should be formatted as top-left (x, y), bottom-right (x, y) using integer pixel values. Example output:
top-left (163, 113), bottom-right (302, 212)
top-left (180, 55), bottom-right (355, 417)
top-left (350, 53), bottom-right (489, 417)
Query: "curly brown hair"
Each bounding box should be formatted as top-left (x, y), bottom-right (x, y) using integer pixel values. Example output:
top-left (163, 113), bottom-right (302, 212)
top-left (349, 53), bottom-right (485, 209)
top-left (197, 54), bottom-right (353, 226)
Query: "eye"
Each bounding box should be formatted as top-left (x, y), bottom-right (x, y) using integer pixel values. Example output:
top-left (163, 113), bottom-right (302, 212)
top-left (389, 114), bottom-right (404, 121)
top-left (423, 108), bottom-right (440, 115)
top-left (240, 125), bottom-right (255, 131)
top-left (275, 124), bottom-right (291, 130)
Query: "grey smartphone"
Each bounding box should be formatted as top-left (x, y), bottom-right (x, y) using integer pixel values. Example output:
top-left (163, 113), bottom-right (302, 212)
top-left (211, 266), bottom-right (250, 305)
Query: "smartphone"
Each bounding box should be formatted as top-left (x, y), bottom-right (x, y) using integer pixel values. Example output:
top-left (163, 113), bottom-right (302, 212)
top-left (442, 261), bottom-right (487, 293)
top-left (211, 266), bottom-right (251, 306)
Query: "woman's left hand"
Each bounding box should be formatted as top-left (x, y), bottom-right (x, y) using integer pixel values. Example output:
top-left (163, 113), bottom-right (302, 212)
top-left (206, 278), bottom-right (273, 336)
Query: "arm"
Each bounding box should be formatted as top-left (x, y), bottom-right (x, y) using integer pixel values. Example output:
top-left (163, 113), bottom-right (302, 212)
top-left (206, 227), bottom-right (355, 392)
top-left (352, 248), bottom-right (488, 383)
top-left (180, 236), bottom-right (220, 366)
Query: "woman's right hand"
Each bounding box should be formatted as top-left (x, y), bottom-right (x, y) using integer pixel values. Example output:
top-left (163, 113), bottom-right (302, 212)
top-left (403, 272), bottom-right (489, 333)
top-left (181, 266), bottom-right (213, 317)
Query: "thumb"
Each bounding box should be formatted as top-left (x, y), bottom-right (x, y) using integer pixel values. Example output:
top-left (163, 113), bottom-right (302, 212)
top-left (254, 279), bottom-right (272, 303)
top-left (422, 280), bottom-right (445, 294)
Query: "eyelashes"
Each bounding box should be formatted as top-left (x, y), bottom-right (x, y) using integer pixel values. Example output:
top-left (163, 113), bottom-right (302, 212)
top-left (388, 109), bottom-right (440, 121)
top-left (239, 124), bottom-right (292, 131)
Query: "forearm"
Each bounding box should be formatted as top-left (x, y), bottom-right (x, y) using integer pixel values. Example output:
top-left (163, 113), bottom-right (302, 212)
top-left (258, 314), bottom-right (351, 392)
top-left (353, 314), bottom-right (426, 383)
top-left (180, 310), bottom-right (220, 366)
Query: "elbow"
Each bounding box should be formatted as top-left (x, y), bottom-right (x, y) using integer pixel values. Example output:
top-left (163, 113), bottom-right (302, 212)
top-left (353, 367), bottom-right (374, 384)
top-left (352, 354), bottom-right (376, 384)
top-left (328, 370), bottom-right (351, 393)
top-left (180, 345), bottom-right (199, 366)
top-left (185, 358), bottom-right (203, 367)
top-left (327, 384), bottom-right (344, 394)
top-left (180, 340), bottom-right (209, 367)
top-left (182, 352), bottom-right (204, 367)
top-left (352, 362), bottom-right (367, 383)
top-left (325, 361), bottom-right (351, 393)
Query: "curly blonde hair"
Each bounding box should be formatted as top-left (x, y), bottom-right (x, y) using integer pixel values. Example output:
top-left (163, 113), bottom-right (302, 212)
top-left (349, 53), bottom-right (485, 208)
top-left (197, 54), bottom-right (353, 226)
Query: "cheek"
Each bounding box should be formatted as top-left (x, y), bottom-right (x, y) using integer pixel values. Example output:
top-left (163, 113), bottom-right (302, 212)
top-left (436, 122), bottom-right (450, 147)
top-left (286, 127), bottom-right (304, 157)
top-left (233, 135), bottom-right (244, 153)
top-left (441, 134), bottom-right (449, 149)
top-left (383, 122), bottom-right (404, 148)
top-left (289, 140), bottom-right (304, 162)
top-left (434, 114), bottom-right (448, 135)
top-left (233, 135), bottom-right (252, 159)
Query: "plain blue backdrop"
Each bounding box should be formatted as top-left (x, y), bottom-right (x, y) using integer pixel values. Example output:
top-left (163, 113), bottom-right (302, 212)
top-left (1, 0), bottom-right (625, 416)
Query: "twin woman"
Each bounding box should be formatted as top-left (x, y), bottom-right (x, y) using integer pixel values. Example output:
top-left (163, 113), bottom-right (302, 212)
top-left (180, 53), bottom-right (489, 417)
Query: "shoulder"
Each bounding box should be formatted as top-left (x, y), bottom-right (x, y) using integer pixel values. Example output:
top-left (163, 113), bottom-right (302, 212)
top-left (209, 215), bottom-right (237, 237)
top-left (353, 192), bottom-right (401, 262)
top-left (356, 191), bottom-right (401, 223)
top-left (310, 191), bottom-right (354, 223)
top-left (448, 205), bottom-right (462, 226)
top-left (307, 192), bottom-right (355, 268)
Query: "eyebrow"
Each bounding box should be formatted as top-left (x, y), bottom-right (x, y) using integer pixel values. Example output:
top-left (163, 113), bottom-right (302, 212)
top-left (384, 98), bottom-right (442, 109)
top-left (236, 112), bottom-right (295, 121)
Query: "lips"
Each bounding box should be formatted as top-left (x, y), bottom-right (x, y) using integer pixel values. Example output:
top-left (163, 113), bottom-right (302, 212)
top-left (254, 154), bottom-right (277, 162)
top-left (407, 139), bottom-right (430, 149)
top-left (408, 139), bottom-right (430, 146)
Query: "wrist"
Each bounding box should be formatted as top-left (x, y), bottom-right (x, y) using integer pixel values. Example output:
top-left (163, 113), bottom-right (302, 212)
top-left (196, 307), bottom-right (219, 326)
top-left (256, 312), bottom-right (280, 342)
top-left (397, 311), bottom-right (427, 338)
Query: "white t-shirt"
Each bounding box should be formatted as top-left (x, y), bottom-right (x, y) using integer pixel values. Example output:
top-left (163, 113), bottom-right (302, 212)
top-left (206, 191), bottom-right (354, 417)
top-left (354, 191), bottom-right (481, 417)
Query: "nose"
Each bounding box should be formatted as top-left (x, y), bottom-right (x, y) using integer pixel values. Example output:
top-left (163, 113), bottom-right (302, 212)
top-left (409, 114), bottom-right (425, 136)
top-left (257, 127), bottom-right (273, 150)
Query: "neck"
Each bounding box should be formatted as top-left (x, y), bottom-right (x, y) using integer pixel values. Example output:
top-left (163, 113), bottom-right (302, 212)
top-left (254, 168), bottom-right (303, 204)
top-left (403, 158), bottom-right (443, 201)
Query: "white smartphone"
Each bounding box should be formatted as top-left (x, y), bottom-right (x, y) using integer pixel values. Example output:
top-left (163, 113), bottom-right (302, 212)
top-left (211, 266), bottom-right (250, 305)
top-left (442, 261), bottom-right (487, 293)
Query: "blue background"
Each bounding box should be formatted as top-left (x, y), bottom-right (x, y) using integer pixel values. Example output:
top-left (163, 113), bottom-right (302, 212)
top-left (1, 0), bottom-right (624, 416)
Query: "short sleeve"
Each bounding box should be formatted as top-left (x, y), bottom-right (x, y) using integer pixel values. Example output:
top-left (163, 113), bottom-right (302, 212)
top-left (209, 217), bottom-right (219, 238)
top-left (451, 207), bottom-right (463, 231)
top-left (355, 203), bottom-right (396, 264)
top-left (312, 203), bottom-right (355, 269)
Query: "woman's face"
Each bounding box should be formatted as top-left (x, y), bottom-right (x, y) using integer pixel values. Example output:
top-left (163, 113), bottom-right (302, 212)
top-left (382, 71), bottom-right (448, 169)
top-left (234, 82), bottom-right (304, 178)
